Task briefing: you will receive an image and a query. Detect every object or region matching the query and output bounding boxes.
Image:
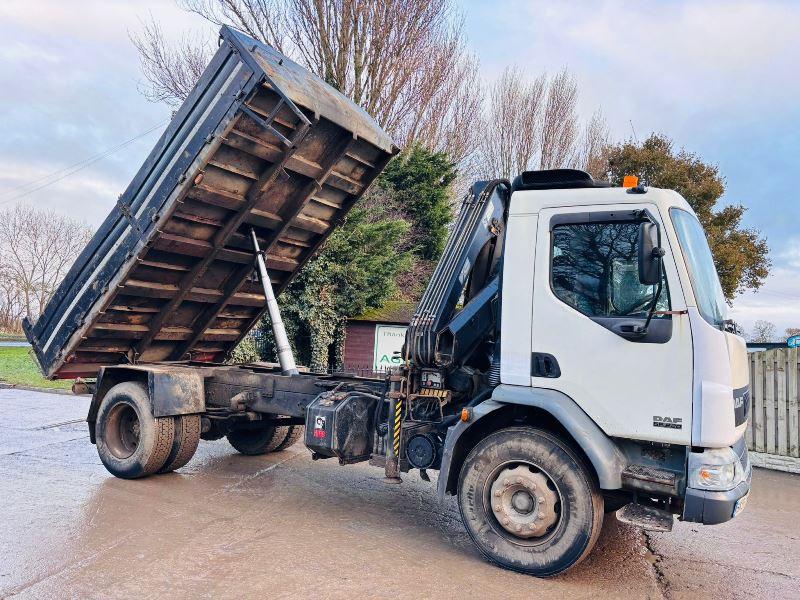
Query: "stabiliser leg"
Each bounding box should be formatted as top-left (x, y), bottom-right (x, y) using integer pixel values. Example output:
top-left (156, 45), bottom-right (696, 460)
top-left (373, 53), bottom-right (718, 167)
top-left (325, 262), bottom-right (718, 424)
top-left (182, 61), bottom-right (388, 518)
top-left (383, 373), bottom-right (405, 483)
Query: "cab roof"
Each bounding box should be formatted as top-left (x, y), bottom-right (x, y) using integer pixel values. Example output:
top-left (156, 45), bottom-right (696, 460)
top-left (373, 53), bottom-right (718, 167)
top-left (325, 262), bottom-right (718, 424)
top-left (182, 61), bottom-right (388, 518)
top-left (509, 182), bottom-right (694, 217)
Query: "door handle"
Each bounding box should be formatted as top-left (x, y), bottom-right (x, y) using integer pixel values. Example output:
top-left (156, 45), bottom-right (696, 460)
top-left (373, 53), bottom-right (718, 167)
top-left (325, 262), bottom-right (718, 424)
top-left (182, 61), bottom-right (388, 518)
top-left (615, 322), bottom-right (647, 339)
top-left (531, 353), bottom-right (561, 378)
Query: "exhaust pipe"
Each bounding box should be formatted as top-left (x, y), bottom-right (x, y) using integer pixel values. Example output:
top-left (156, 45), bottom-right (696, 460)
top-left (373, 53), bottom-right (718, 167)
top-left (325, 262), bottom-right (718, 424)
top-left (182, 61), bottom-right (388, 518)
top-left (250, 228), bottom-right (298, 375)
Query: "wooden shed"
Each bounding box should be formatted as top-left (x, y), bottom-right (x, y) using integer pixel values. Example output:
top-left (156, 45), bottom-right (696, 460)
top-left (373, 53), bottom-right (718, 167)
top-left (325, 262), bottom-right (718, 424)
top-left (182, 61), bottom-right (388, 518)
top-left (342, 301), bottom-right (415, 376)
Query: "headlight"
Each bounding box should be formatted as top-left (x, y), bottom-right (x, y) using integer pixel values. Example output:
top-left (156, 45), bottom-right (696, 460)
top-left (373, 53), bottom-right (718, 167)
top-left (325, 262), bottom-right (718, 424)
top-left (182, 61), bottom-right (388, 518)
top-left (690, 463), bottom-right (735, 489)
top-left (687, 447), bottom-right (743, 491)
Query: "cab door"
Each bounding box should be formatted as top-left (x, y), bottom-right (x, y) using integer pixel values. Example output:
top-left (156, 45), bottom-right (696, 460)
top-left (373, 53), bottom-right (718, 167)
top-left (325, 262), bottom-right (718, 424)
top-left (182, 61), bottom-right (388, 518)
top-left (531, 204), bottom-right (693, 444)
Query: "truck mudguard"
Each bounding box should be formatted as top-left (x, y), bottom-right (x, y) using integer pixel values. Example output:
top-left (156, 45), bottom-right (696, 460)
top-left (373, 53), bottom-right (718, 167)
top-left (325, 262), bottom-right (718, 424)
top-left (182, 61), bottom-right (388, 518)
top-left (437, 384), bottom-right (627, 499)
top-left (88, 365), bottom-right (205, 442)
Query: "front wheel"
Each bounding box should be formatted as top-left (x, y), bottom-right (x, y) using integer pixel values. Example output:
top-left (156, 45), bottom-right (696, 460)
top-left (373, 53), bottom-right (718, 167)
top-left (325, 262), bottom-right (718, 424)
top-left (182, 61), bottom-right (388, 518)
top-left (457, 427), bottom-right (604, 577)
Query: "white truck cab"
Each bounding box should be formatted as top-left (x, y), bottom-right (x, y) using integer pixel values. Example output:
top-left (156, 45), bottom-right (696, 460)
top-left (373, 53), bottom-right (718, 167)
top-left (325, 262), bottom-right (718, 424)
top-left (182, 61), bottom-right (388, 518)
top-left (499, 181), bottom-right (751, 523)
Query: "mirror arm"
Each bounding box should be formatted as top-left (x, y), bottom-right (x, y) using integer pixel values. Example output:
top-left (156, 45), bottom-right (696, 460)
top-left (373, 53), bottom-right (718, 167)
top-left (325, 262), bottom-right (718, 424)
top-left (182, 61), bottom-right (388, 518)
top-left (641, 248), bottom-right (666, 334)
top-left (642, 277), bottom-right (662, 333)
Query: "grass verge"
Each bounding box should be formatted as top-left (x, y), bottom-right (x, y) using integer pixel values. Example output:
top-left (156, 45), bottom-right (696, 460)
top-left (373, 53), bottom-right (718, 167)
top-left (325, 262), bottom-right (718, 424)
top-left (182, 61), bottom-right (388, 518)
top-left (0, 331), bottom-right (26, 342)
top-left (0, 346), bottom-right (73, 390)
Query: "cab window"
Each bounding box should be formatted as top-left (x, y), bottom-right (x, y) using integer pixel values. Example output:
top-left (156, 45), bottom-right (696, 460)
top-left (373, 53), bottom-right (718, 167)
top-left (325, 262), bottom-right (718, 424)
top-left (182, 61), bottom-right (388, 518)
top-left (551, 221), bottom-right (669, 318)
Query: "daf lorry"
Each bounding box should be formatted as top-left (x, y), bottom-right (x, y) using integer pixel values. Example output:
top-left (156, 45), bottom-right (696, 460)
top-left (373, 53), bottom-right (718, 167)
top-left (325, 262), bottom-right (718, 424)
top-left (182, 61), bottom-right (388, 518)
top-left (24, 26), bottom-right (751, 577)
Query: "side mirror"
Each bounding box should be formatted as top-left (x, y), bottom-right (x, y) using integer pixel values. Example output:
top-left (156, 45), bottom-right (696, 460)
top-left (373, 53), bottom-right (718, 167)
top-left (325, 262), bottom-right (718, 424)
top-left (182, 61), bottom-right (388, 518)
top-left (637, 221), bottom-right (664, 285)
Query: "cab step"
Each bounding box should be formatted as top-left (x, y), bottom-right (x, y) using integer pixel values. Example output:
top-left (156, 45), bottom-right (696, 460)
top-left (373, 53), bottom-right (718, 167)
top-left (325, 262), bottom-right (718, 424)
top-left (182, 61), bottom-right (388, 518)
top-left (621, 464), bottom-right (678, 494)
top-left (622, 464), bottom-right (676, 486)
top-left (616, 503), bottom-right (674, 532)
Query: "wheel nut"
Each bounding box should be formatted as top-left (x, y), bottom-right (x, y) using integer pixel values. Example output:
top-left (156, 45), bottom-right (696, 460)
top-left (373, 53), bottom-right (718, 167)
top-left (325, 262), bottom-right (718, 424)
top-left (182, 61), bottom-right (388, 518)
top-left (516, 477), bottom-right (523, 484)
top-left (503, 519), bottom-right (510, 525)
top-left (538, 497), bottom-right (545, 503)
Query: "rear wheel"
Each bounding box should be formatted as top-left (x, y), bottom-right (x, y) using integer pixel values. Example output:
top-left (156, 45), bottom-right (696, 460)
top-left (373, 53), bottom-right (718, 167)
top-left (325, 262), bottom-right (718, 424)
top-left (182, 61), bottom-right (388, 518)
top-left (227, 425), bottom-right (284, 455)
top-left (95, 382), bottom-right (175, 479)
top-left (227, 421), bottom-right (304, 455)
top-left (273, 425), bottom-right (304, 451)
top-left (457, 427), bottom-right (603, 577)
top-left (159, 414), bottom-right (201, 473)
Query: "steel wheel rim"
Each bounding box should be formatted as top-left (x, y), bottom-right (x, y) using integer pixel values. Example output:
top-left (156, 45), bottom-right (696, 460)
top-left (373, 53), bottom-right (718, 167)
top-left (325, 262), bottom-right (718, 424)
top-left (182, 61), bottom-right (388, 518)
top-left (105, 401), bottom-right (140, 459)
top-left (483, 460), bottom-right (564, 546)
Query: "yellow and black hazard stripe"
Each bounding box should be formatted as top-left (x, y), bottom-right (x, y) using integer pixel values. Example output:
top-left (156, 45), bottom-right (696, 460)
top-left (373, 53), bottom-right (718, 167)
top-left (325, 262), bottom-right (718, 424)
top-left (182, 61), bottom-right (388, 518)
top-left (392, 396), bottom-right (403, 456)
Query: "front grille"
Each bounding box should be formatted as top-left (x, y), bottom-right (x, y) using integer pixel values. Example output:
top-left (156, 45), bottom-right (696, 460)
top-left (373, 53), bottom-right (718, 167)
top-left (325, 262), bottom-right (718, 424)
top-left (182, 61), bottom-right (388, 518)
top-left (734, 385), bottom-right (750, 427)
top-left (733, 435), bottom-right (750, 475)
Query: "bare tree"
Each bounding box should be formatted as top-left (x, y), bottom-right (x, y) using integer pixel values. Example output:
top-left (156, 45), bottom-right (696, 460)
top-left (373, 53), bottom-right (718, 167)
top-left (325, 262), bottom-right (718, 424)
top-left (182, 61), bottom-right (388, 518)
top-left (400, 32), bottom-right (484, 165)
top-left (785, 327), bottom-right (800, 339)
top-left (131, 18), bottom-right (214, 105)
top-left (0, 205), bottom-right (93, 331)
top-left (749, 319), bottom-right (777, 343)
top-left (131, 0), bottom-right (480, 160)
top-left (476, 66), bottom-right (607, 180)
top-left (0, 264), bottom-right (25, 332)
top-left (477, 67), bottom-right (545, 179)
top-left (539, 68), bottom-right (579, 170)
top-left (579, 109), bottom-right (610, 180)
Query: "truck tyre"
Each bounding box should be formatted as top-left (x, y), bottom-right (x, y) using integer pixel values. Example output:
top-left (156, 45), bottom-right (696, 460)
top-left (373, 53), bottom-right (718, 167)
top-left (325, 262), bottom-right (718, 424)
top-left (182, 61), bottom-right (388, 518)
top-left (95, 382), bottom-right (175, 479)
top-left (457, 427), bottom-right (604, 577)
top-left (158, 414), bottom-right (201, 473)
top-left (227, 425), bottom-right (284, 455)
top-left (273, 425), bottom-right (304, 451)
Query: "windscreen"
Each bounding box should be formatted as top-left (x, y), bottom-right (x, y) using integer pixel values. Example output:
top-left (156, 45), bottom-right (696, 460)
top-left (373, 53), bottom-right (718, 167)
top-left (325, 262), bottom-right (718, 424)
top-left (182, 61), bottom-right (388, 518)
top-left (670, 208), bottom-right (728, 328)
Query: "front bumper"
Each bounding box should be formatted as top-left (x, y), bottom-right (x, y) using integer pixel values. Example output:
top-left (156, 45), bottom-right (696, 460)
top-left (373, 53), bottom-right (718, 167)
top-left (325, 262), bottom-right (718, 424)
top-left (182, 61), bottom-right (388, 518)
top-left (682, 439), bottom-right (751, 525)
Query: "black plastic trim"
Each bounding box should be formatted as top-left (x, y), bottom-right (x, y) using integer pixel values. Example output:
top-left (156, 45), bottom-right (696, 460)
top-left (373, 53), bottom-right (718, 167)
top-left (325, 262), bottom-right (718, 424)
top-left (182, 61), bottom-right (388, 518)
top-left (549, 210), bottom-right (641, 230)
top-left (682, 476), bottom-right (750, 525)
top-left (531, 353), bottom-right (561, 378)
top-left (511, 168), bottom-right (611, 191)
top-left (733, 384), bottom-right (750, 427)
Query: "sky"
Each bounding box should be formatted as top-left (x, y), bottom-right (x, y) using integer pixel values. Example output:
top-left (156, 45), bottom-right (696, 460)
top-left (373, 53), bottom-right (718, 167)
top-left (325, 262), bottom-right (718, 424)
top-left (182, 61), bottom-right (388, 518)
top-left (0, 0), bottom-right (798, 337)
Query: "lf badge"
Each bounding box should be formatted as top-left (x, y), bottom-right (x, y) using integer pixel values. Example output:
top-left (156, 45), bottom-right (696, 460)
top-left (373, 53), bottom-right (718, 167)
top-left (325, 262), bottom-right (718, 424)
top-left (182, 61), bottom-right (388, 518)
top-left (653, 415), bottom-right (682, 429)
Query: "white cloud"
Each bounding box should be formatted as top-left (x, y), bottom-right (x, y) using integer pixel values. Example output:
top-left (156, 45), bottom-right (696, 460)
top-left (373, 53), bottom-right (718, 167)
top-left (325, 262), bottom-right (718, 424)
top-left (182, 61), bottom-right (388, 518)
top-left (0, 161), bottom-right (120, 198)
top-left (731, 266), bottom-right (800, 333)
top-left (0, 1), bottom-right (202, 226)
top-left (730, 237), bottom-right (800, 335)
top-left (469, 0), bottom-right (800, 135)
top-left (0, 1), bottom-right (207, 42)
top-left (782, 237), bottom-right (800, 269)
top-left (0, 160), bottom-right (142, 228)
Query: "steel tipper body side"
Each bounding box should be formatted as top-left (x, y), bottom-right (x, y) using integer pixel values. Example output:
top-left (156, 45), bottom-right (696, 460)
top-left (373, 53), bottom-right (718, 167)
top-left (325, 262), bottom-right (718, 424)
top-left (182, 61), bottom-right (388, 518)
top-left (24, 26), bottom-right (395, 380)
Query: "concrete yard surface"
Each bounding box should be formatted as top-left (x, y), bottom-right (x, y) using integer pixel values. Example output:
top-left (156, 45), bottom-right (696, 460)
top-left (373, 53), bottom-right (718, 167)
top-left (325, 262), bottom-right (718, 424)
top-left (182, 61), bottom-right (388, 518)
top-left (1, 388), bottom-right (798, 599)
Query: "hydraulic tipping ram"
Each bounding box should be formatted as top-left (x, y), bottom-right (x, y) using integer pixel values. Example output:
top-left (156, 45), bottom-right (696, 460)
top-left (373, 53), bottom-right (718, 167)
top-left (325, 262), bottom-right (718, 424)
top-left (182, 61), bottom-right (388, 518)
top-left (250, 228), bottom-right (298, 376)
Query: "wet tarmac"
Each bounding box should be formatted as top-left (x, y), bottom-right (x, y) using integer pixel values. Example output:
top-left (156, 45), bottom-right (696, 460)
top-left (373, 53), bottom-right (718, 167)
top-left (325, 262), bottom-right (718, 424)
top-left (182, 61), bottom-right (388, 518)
top-left (1, 388), bottom-right (798, 599)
